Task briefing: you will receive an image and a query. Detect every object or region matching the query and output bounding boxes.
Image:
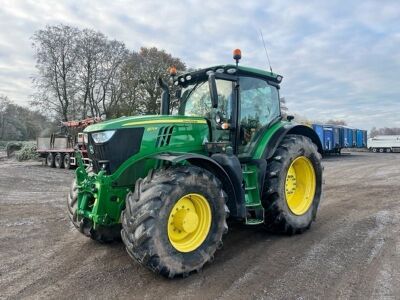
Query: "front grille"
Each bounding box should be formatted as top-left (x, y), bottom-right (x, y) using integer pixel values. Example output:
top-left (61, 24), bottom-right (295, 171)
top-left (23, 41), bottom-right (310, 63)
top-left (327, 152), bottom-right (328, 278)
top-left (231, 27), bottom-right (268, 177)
top-left (88, 128), bottom-right (144, 174)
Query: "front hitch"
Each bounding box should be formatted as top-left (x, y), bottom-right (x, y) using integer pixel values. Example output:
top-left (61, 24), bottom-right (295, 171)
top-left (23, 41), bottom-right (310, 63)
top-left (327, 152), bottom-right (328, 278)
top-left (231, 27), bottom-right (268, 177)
top-left (74, 150), bottom-right (125, 228)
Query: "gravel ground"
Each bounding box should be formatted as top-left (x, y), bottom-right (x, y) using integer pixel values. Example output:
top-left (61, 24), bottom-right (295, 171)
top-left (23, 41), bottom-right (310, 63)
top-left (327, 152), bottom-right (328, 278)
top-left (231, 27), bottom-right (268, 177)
top-left (0, 152), bottom-right (399, 299)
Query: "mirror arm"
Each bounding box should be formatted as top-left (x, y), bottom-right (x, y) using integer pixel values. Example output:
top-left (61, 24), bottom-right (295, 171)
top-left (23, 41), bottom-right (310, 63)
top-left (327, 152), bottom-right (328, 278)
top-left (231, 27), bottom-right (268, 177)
top-left (208, 73), bottom-right (218, 108)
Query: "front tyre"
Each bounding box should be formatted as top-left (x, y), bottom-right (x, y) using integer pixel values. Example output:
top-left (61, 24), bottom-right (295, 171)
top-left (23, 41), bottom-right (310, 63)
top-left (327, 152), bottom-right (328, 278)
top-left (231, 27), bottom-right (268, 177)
top-left (121, 166), bottom-right (229, 278)
top-left (262, 134), bottom-right (323, 234)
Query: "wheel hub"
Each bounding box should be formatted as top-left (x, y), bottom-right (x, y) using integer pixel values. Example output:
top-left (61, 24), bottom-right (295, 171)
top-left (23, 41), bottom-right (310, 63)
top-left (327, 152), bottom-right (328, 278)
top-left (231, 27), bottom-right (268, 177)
top-left (171, 209), bottom-right (199, 233)
top-left (285, 156), bottom-right (316, 215)
top-left (168, 193), bottom-right (211, 253)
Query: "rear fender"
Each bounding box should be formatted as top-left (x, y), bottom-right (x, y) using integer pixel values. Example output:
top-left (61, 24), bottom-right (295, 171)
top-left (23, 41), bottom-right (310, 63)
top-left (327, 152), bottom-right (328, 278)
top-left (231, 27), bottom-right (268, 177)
top-left (262, 124), bottom-right (323, 159)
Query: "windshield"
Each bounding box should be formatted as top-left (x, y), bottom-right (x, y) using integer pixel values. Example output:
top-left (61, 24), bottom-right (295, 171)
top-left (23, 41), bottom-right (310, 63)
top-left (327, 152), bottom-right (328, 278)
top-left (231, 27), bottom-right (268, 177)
top-left (177, 80), bottom-right (233, 120)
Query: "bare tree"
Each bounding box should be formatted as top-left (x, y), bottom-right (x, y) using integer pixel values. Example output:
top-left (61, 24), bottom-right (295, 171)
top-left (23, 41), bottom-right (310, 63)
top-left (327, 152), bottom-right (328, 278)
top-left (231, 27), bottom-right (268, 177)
top-left (0, 95), bottom-right (11, 139)
top-left (95, 40), bottom-right (128, 118)
top-left (31, 25), bottom-right (80, 121)
top-left (370, 127), bottom-right (400, 137)
top-left (137, 47), bottom-right (186, 114)
top-left (76, 29), bottom-right (107, 119)
top-left (326, 119), bottom-right (347, 126)
top-left (0, 95), bottom-right (52, 141)
top-left (31, 25), bottom-right (188, 120)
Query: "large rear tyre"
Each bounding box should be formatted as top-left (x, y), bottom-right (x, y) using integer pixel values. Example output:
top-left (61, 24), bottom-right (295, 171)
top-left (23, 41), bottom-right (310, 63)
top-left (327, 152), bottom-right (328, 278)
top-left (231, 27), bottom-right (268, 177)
top-left (121, 166), bottom-right (229, 278)
top-left (262, 134), bottom-right (323, 234)
top-left (67, 177), bottom-right (120, 243)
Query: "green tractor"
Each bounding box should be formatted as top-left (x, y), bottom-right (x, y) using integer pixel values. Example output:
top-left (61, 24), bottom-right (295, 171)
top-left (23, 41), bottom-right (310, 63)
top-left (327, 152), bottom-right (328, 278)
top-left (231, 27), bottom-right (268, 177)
top-left (68, 50), bottom-right (323, 278)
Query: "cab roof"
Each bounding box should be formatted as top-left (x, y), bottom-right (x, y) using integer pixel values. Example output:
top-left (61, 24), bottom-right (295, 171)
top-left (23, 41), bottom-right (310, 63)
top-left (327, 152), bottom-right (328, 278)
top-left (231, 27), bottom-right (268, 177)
top-left (175, 64), bottom-right (283, 86)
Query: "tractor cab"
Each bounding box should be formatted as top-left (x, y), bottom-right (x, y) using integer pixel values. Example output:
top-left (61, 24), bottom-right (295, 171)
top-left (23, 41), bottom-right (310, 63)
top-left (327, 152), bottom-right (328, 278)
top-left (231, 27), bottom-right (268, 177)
top-left (169, 58), bottom-right (283, 157)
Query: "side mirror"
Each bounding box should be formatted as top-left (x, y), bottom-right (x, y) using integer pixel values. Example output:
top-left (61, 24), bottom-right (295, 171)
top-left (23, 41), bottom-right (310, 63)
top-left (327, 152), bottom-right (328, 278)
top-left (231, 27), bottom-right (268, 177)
top-left (287, 115), bottom-right (294, 122)
top-left (208, 73), bottom-right (218, 108)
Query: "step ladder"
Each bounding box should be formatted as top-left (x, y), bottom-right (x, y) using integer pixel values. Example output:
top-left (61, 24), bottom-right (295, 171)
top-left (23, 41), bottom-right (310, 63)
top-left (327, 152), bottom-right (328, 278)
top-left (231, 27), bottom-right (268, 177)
top-left (242, 165), bottom-right (264, 225)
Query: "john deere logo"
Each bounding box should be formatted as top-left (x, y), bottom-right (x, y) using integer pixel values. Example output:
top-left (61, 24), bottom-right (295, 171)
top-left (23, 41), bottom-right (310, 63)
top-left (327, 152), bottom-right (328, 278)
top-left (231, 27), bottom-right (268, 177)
top-left (89, 144), bottom-right (95, 154)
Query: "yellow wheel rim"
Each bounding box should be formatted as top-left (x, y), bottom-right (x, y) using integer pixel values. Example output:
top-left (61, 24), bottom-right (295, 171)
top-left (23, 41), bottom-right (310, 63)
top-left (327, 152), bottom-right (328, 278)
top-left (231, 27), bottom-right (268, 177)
top-left (285, 156), bottom-right (316, 215)
top-left (167, 193), bottom-right (212, 253)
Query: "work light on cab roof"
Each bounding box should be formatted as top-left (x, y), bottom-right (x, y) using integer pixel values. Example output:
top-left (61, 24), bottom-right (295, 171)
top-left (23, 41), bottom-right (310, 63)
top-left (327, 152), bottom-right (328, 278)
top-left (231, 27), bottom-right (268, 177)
top-left (233, 48), bottom-right (242, 63)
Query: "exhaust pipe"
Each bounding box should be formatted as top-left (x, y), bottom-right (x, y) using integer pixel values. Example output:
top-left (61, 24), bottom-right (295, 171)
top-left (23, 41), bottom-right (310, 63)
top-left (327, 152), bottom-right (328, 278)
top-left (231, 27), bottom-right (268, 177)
top-left (158, 77), bottom-right (170, 115)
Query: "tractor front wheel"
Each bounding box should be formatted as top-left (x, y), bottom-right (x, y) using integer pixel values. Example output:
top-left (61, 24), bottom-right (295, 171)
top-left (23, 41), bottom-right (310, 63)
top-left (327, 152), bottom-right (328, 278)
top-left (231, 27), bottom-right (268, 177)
top-left (262, 134), bottom-right (323, 234)
top-left (121, 166), bottom-right (229, 278)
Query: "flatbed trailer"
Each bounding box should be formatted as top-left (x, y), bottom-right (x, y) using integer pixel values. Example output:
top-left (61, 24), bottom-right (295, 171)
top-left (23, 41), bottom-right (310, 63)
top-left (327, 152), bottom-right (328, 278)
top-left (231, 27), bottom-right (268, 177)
top-left (37, 118), bottom-right (99, 168)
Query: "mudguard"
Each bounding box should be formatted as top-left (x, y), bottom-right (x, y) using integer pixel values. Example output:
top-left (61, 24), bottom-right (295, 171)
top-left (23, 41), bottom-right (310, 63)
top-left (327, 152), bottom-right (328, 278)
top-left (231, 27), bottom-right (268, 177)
top-left (153, 152), bottom-right (246, 220)
top-left (262, 124), bottom-right (323, 159)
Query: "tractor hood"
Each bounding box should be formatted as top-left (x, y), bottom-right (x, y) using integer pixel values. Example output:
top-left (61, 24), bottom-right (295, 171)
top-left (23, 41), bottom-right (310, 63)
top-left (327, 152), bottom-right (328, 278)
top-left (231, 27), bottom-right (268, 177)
top-left (84, 115), bottom-right (208, 132)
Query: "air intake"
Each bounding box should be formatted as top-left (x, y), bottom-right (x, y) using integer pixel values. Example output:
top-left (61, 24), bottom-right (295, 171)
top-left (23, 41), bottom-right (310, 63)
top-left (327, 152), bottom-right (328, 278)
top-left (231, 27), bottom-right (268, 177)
top-left (156, 126), bottom-right (175, 147)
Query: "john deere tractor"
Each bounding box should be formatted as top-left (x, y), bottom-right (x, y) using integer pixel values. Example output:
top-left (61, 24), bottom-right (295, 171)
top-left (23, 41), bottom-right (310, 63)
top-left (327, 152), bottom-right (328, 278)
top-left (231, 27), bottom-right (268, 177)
top-left (68, 50), bottom-right (323, 278)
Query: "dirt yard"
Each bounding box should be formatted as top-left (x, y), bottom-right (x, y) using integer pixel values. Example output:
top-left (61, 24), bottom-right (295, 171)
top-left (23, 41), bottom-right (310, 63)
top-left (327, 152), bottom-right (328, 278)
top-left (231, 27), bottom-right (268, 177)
top-left (1, 152), bottom-right (400, 299)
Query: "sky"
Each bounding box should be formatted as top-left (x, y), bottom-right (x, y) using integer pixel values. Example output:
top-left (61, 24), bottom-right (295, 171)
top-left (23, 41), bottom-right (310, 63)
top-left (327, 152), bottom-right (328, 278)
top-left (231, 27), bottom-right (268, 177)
top-left (0, 0), bottom-right (399, 130)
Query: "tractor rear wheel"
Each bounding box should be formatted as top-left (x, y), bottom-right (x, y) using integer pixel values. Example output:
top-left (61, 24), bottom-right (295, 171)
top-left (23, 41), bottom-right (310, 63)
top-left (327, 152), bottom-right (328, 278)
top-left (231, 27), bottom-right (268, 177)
top-left (121, 166), bottom-right (229, 278)
top-left (262, 134), bottom-right (323, 234)
top-left (67, 177), bottom-right (120, 243)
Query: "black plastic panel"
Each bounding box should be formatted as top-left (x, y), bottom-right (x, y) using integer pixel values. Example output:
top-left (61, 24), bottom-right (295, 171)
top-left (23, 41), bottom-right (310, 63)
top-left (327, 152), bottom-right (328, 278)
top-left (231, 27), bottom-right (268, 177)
top-left (88, 128), bottom-right (144, 174)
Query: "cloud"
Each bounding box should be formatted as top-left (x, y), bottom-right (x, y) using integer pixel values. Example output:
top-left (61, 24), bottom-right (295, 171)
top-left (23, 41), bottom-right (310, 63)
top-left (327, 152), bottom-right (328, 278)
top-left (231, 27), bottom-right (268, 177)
top-left (0, 0), bottom-right (399, 130)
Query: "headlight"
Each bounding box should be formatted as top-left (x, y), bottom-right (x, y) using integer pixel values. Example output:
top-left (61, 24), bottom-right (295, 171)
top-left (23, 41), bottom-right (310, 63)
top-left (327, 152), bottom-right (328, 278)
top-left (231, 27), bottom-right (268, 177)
top-left (91, 130), bottom-right (116, 143)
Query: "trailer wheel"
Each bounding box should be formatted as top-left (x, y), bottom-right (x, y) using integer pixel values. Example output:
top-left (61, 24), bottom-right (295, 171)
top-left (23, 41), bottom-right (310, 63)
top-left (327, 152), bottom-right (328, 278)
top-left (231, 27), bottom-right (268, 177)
top-left (46, 153), bottom-right (55, 167)
top-left (386, 148), bottom-right (391, 153)
top-left (379, 148), bottom-right (384, 153)
top-left (262, 134), bottom-right (323, 234)
top-left (54, 152), bottom-right (64, 168)
top-left (64, 154), bottom-right (72, 169)
top-left (372, 148), bottom-right (377, 153)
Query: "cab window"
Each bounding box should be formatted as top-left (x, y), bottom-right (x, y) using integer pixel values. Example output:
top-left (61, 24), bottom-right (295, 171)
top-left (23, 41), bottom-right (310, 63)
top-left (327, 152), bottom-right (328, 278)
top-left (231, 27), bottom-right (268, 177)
top-left (179, 79), bottom-right (233, 141)
top-left (239, 77), bottom-right (280, 153)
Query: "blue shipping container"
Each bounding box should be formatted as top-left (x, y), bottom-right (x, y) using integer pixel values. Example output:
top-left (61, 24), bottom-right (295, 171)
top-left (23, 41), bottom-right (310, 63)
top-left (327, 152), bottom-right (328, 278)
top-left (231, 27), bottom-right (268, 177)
top-left (333, 126), bottom-right (340, 149)
top-left (356, 129), bottom-right (364, 148)
top-left (341, 127), bottom-right (349, 147)
top-left (323, 127), bottom-right (334, 151)
top-left (312, 124), bottom-right (324, 148)
top-left (352, 129), bottom-right (357, 147)
top-left (362, 130), bottom-right (368, 147)
top-left (346, 128), bottom-right (353, 148)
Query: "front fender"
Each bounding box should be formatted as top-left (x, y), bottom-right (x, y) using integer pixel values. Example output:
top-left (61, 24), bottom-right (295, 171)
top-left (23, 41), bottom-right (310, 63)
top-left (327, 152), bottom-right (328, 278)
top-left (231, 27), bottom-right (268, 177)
top-left (153, 152), bottom-right (246, 219)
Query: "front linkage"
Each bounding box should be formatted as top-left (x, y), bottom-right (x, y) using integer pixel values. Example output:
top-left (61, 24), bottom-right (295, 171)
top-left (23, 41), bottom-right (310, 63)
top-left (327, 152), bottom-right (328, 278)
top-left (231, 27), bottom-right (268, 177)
top-left (71, 152), bottom-right (127, 241)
